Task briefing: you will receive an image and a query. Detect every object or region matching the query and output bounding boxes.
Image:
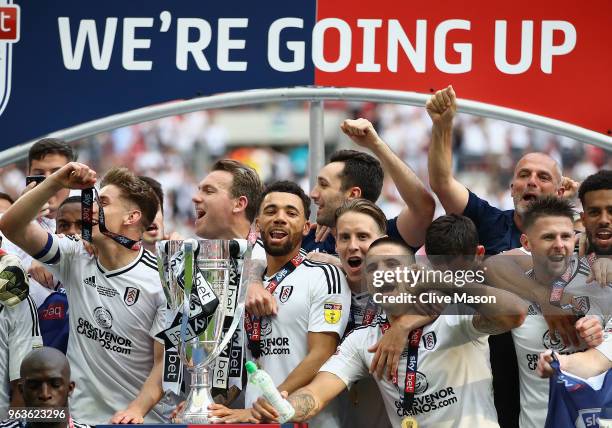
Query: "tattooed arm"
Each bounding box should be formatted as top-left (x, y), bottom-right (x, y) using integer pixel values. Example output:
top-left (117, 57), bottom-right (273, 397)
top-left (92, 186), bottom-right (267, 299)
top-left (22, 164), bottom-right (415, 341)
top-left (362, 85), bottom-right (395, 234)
top-left (253, 372), bottom-right (346, 422)
top-left (287, 388), bottom-right (321, 421)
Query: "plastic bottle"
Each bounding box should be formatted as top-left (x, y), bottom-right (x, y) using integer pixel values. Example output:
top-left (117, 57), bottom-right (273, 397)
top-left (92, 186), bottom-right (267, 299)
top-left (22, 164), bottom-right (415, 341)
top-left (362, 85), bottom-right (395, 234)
top-left (245, 361), bottom-right (295, 423)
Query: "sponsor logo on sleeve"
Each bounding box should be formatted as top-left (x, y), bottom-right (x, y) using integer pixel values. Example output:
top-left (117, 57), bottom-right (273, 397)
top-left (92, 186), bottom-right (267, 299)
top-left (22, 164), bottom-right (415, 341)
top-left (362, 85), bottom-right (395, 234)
top-left (39, 302), bottom-right (66, 321)
top-left (324, 302), bottom-right (342, 324)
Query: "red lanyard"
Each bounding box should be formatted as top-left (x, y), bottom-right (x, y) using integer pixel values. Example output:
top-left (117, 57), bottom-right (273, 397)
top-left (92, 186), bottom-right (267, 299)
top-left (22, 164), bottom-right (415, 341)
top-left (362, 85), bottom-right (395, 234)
top-left (82, 187), bottom-right (141, 251)
top-left (244, 253), bottom-right (304, 358)
top-left (361, 296), bottom-right (379, 326)
top-left (586, 252), bottom-right (597, 267)
top-left (549, 258), bottom-right (576, 307)
top-left (380, 319), bottom-right (423, 411)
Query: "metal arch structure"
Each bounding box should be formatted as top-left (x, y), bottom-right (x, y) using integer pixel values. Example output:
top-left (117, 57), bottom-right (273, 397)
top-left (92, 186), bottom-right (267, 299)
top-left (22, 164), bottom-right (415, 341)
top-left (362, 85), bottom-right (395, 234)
top-left (0, 86), bottom-right (610, 179)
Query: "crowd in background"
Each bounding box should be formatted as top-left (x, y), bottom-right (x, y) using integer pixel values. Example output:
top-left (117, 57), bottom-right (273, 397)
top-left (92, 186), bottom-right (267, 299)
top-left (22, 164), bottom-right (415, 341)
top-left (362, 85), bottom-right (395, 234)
top-left (0, 101), bottom-right (608, 234)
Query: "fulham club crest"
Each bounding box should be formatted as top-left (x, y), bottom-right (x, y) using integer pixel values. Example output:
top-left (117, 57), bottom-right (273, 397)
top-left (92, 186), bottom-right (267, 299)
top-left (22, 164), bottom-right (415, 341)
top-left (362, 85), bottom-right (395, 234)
top-left (124, 287), bottom-right (140, 306)
top-left (279, 285), bottom-right (293, 303)
top-left (422, 331), bottom-right (437, 350)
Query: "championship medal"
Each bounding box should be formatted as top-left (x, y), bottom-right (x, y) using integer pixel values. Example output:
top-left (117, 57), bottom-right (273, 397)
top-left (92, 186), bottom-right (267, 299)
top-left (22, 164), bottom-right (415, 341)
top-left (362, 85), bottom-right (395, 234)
top-left (401, 416), bottom-right (418, 428)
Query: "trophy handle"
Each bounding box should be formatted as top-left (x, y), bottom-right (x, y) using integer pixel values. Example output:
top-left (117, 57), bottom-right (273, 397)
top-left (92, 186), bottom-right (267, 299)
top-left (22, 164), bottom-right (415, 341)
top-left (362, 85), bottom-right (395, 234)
top-left (199, 238), bottom-right (253, 364)
top-left (156, 240), bottom-right (173, 307)
top-left (180, 240), bottom-right (195, 350)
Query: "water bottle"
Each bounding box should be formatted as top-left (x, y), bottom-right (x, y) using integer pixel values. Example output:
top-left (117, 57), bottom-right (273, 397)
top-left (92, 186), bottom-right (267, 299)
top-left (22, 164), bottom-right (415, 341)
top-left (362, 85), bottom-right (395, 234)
top-left (246, 361), bottom-right (295, 423)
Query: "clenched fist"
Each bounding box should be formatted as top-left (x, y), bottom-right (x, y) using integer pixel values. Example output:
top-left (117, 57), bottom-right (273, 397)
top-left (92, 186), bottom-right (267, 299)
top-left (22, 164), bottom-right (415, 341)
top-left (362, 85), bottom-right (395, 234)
top-left (426, 85), bottom-right (456, 127)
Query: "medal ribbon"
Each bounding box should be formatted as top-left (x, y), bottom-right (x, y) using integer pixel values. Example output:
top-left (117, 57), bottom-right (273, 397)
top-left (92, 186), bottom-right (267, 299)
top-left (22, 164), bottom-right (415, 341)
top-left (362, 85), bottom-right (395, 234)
top-left (380, 319), bottom-right (423, 411)
top-left (361, 296), bottom-right (379, 326)
top-left (245, 253), bottom-right (305, 358)
top-left (548, 258), bottom-right (576, 307)
top-left (81, 187), bottom-right (141, 251)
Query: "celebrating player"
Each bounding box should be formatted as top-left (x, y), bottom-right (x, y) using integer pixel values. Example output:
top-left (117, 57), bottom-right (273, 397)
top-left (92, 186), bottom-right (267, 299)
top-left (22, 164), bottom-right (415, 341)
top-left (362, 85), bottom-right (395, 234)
top-left (253, 233), bottom-right (526, 427)
top-left (193, 159), bottom-right (263, 401)
top-left (2, 139), bottom-right (75, 301)
top-left (193, 159), bottom-right (262, 241)
top-left (510, 196), bottom-right (609, 428)
top-left (210, 181), bottom-right (351, 426)
top-left (0, 163), bottom-right (167, 424)
top-left (334, 198), bottom-right (432, 428)
top-left (426, 85), bottom-right (580, 427)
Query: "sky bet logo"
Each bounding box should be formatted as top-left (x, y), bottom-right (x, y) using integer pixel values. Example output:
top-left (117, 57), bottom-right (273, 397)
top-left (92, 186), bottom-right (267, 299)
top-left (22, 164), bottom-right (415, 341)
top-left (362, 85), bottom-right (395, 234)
top-left (0, 2), bottom-right (18, 118)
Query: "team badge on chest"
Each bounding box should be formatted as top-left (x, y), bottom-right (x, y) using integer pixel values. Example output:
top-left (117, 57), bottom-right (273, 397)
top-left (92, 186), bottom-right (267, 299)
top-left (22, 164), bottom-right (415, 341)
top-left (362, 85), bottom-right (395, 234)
top-left (279, 285), bottom-right (293, 303)
top-left (422, 331), bottom-right (437, 350)
top-left (124, 287), bottom-right (140, 306)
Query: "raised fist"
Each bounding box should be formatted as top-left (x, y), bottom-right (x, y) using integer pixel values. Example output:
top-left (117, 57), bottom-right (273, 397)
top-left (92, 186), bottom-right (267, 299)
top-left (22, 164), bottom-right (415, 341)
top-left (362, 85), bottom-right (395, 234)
top-left (426, 85), bottom-right (457, 127)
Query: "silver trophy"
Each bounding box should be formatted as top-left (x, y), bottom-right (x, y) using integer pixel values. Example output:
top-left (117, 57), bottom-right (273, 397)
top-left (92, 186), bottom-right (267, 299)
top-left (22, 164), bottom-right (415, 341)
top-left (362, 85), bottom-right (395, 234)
top-left (156, 238), bottom-right (250, 423)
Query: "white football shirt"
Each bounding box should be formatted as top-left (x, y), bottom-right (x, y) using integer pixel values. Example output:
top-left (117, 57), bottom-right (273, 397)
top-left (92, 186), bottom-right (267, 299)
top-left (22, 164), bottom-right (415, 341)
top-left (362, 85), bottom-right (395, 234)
top-left (512, 256), bottom-right (612, 428)
top-left (0, 296), bottom-right (42, 417)
top-left (341, 292), bottom-right (390, 428)
top-left (320, 313), bottom-right (499, 428)
top-left (34, 233), bottom-right (167, 425)
top-left (244, 259), bottom-right (351, 428)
